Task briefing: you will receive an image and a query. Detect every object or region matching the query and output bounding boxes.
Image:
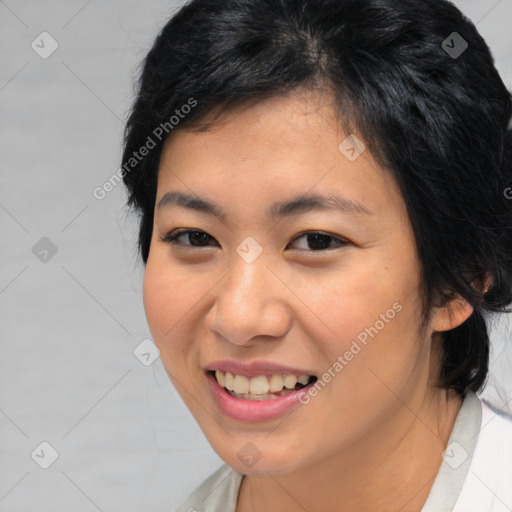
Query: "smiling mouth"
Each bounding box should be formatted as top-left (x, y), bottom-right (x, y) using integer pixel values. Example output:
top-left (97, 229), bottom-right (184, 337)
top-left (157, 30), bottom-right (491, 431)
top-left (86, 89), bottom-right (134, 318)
top-left (209, 370), bottom-right (317, 401)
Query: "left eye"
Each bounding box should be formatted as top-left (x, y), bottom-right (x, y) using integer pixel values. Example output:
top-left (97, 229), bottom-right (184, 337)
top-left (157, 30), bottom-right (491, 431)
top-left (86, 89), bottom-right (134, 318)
top-left (161, 229), bottom-right (348, 252)
top-left (289, 232), bottom-right (348, 251)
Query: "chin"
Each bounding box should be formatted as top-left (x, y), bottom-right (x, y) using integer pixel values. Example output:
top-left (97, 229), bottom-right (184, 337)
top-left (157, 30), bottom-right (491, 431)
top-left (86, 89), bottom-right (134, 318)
top-left (213, 443), bottom-right (306, 476)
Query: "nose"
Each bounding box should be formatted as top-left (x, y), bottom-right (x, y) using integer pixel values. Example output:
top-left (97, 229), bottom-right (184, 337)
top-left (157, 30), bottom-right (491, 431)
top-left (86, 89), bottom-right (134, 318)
top-left (204, 253), bottom-right (292, 347)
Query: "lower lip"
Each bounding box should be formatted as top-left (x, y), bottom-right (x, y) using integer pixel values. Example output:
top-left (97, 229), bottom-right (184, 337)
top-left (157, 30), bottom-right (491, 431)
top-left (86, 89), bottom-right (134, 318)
top-left (206, 371), bottom-right (314, 422)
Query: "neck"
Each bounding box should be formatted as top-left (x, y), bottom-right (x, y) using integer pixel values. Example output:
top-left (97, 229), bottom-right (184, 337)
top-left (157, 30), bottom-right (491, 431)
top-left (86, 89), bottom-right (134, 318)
top-left (236, 387), bottom-right (463, 512)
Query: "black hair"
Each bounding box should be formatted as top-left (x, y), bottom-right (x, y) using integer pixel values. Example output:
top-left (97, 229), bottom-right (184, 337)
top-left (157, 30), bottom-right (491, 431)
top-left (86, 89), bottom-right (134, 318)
top-left (121, 0), bottom-right (512, 395)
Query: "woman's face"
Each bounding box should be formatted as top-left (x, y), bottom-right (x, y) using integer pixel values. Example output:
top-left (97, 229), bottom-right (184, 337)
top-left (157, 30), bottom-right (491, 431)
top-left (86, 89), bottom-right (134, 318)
top-left (144, 90), bottom-right (433, 475)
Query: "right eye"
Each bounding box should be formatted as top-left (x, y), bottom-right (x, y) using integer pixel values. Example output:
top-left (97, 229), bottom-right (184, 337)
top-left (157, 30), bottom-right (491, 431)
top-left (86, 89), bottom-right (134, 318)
top-left (160, 229), bottom-right (219, 248)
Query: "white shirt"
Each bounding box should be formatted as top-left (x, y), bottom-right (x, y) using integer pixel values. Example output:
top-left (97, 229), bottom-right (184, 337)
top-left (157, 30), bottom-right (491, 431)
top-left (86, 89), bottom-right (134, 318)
top-left (175, 391), bottom-right (512, 512)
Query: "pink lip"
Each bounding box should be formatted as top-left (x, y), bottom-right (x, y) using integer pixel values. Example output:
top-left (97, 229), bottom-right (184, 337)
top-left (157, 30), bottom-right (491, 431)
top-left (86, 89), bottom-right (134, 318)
top-left (205, 371), bottom-right (315, 422)
top-left (204, 359), bottom-right (316, 378)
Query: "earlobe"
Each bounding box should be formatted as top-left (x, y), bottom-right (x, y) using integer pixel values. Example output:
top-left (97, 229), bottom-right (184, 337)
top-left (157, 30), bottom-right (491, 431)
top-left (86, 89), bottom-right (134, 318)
top-left (430, 296), bottom-right (474, 333)
top-left (431, 272), bottom-right (491, 333)
top-left (480, 273), bottom-right (492, 295)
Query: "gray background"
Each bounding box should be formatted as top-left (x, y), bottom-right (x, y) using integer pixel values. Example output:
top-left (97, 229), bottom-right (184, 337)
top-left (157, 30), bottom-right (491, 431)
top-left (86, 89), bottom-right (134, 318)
top-left (1, 1), bottom-right (511, 510)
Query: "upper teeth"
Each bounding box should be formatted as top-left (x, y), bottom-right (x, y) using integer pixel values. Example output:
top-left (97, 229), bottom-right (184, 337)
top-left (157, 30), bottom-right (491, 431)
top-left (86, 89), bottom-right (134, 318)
top-left (215, 370), bottom-right (310, 395)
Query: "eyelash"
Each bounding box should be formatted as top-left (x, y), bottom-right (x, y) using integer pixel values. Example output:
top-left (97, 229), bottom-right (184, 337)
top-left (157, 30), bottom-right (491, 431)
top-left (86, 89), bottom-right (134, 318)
top-left (159, 229), bottom-right (348, 253)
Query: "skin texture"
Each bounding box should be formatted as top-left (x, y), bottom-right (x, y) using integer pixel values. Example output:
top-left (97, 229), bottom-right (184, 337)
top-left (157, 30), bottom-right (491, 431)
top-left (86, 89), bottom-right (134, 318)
top-left (143, 89), bottom-right (470, 512)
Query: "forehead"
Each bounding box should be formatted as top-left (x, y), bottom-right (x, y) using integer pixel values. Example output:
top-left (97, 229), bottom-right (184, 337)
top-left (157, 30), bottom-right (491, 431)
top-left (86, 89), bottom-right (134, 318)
top-left (156, 90), bottom-right (402, 221)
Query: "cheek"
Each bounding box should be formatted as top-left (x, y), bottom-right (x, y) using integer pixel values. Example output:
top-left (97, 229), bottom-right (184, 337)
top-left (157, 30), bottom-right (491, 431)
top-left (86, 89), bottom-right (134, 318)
top-left (142, 251), bottom-right (221, 377)
top-left (143, 263), bottom-right (170, 343)
top-left (293, 262), bottom-right (413, 346)
top-left (142, 261), bottom-right (203, 395)
top-left (293, 252), bottom-right (424, 389)
top-left (142, 255), bottom-right (194, 347)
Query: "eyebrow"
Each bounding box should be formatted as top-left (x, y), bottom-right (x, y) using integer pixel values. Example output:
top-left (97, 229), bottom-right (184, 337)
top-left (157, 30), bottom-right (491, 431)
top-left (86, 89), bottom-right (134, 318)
top-left (157, 191), bottom-right (372, 219)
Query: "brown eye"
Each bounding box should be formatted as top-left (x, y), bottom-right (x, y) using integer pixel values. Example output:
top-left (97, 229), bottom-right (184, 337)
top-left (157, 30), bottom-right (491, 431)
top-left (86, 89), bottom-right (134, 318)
top-left (161, 229), bottom-right (218, 248)
top-left (288, 232), bottom-right (348, 251)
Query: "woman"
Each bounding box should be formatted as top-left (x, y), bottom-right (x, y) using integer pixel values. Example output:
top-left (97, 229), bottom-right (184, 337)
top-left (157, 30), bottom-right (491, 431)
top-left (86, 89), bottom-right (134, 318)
top-left (121, 0), bottom-right (512, 510)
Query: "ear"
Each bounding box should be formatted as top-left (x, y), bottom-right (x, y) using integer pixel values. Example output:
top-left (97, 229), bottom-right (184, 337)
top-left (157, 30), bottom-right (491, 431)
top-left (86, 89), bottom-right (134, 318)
top-left (430, 295), bottom-right (474, 332)
top-left (430, 273), bottom-right (491, 332)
